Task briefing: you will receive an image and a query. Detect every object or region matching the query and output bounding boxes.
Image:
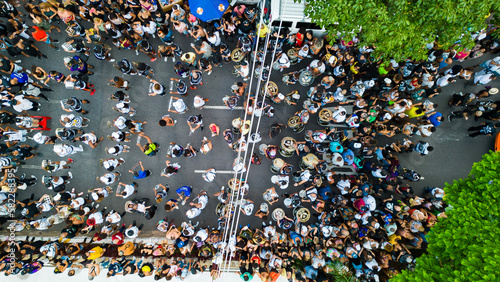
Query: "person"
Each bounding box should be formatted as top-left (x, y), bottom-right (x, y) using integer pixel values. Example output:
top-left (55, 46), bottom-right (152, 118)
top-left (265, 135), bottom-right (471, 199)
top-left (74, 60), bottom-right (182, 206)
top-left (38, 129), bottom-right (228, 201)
top-left (176, 185), bottom-right (192, 205)
top-left (76, 132), bottom-right (103, 148)
top-left (413, 141), bottom-right (433, 156)
top-left (468, 122), bottom-right (499, 137)
top-left (161, 160), bottom-right (181, 177)
top-left (154, 184), bottom-right (170, 203)
top-left (170, 77), bottom-right (188, 96)
top-left (187, 114), bottom-right (204, 133)
top-left (159, 115), bottom-right (176, 127)
top-left (30, 26), bottom-right (59, 51)
top-left (136, 133), bottom-right (159, 156)
top-left (53, 144), bottom-right (84, 157)
top-left (200, 137), bottom-right (212, 154)
top-left (189, 69), bottom-right (203, 90)
top-left (169, 97), bottom-right (188, 114)
top-left (115, 182), bottom-right (138, 199)
top-left (128, 161), bottom-right (152, 179)
top-left (202, 168), bottom-right (216, 182)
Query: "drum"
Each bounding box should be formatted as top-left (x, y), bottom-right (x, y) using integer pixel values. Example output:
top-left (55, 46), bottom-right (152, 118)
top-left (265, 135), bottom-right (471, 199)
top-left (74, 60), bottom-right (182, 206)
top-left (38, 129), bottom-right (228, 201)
top-left (299, 70), bottom-right (315, 86)
top-left (288, 116), bottom-right (305, 133)
top-left (318, 108), bottom-right (333, 126)
top-left (261, 81), bottom-right (278, 99)
top-left (271, 158), bottom-right (285, 173)
top-left (287, 48), bottom-right (299, 65)
top-left (241, 120), bottom-right (251, 135)
top-left (280, 164), bottom-right (293, 175)
top-left (228, 178), bottom-right (241, 192)
top-left (272, 208), bottom-right (285, 222)
top-left (300, 153), bottom-right (319, 170)
top-left (279, 137), bottom-right (297, 157)
top-left (216, 203), bottom-right (235, 217)
top-left (232, 118), bottom-right (242, 134)
top-left (293, 207), bottom-right (311, 223)
top-left (231, 48), bottom-right (244, 62)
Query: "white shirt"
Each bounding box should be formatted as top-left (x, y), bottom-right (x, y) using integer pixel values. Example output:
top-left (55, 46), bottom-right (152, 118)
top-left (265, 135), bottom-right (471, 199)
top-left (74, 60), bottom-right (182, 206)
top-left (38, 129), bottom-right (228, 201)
top-left (436, 74), bottom-right (453, 87)
top-left (13, 95), bottom-right (33, 112)
top-left (103, 158), bottom-right (118, 170)
top-left (122, 184), bottom-right (135, 199)
top-left (89, 212), bottom-right (104, 225)
top-left (474, 74), bottom-right (494, 85)
top-left (106, 212), bottom-right (121, 223)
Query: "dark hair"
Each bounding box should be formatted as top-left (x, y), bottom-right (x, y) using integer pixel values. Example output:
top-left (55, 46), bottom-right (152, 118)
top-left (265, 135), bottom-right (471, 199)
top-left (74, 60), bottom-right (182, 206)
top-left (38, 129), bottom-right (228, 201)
top-left (428, 146), bottom-right (434, 151)
top-left (430, 127), bottom-right (436, 132)
top-left (159, 120), bottom-right (167, 126)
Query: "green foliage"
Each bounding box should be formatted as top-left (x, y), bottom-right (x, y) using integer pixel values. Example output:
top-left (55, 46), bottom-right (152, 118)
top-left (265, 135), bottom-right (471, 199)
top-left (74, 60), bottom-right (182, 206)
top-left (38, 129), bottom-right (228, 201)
top-left (392, 151), bottom-right (500, 281)
top-left (298, 0), bottom-right (500, 61)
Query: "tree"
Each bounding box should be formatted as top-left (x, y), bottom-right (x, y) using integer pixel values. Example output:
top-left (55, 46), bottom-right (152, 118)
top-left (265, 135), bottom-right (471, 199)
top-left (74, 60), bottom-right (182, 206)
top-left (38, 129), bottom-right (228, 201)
top-left (392, 151), bottom-right (500, 281)
top-left (300, 0), bottom-right (500, 62)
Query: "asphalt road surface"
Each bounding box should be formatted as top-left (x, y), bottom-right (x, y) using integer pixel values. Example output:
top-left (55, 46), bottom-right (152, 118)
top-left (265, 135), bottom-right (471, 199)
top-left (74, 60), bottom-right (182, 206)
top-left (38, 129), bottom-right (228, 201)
top-left (4, 19), bottom-right (499, 238)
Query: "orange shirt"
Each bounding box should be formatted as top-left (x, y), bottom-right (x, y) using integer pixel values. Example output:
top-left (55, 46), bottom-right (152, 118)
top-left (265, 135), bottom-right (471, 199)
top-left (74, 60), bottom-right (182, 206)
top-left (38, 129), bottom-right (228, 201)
top-left (32, 26), bottom-right (47, 42)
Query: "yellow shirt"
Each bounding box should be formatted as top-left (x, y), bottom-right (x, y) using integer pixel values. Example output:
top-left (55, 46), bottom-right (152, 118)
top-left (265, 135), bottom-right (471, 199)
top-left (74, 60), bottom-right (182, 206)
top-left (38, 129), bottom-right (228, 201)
top-left (87, 246), bottom-right (104, 260)
top-left (257, 25), bottom-right (269, 38)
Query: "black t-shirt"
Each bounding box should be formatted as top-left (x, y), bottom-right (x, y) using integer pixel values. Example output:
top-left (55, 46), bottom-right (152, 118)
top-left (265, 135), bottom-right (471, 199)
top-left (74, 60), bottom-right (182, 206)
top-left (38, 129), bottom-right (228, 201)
top-left (22, 203), bottom-right (38, 218)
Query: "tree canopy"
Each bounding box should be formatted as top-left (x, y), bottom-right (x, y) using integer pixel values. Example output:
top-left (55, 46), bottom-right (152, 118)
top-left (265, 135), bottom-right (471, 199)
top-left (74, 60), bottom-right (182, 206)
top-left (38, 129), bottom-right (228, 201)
top-left (301, 0), bottom-right (500, 61)
top-left (392, 151), bottom-right (500, 281)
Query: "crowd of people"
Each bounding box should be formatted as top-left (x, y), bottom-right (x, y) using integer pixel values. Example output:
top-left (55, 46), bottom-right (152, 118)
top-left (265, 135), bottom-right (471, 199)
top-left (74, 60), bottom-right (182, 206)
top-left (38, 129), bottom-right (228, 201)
top-left (0, 0), bottom-right (498, 281)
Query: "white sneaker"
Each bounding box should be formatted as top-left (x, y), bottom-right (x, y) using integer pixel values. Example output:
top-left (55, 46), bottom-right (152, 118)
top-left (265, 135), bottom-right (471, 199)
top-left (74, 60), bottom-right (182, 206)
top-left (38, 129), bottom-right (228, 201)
top-left (109, 59), bottom-right (116, 62)
top-left (68, 172), bottom-right (73, 179)
top-left (164, 57), bottom-right (168, 62)
top-left (135, 50), bottom-right (139, 55)
top-left (172, 57), bottom-right (175, 62)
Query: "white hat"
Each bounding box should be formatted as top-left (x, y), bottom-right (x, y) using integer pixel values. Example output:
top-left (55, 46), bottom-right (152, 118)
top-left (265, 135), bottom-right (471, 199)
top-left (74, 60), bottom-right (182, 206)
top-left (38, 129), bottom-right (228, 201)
top-left (489, 88), bottom-right (499, 95)
top-left (384, 78), bottom-right (391, 84)
top-left (107, 147), bottom-right (117, 154)
top-left (116, 102), bottom-right (125, 109)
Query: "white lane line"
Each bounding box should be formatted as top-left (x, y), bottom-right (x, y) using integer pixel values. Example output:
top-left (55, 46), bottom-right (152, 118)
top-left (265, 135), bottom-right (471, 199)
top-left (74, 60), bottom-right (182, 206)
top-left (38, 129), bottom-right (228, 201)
top-left (202, 106), bottom-right (244, 110)
top-left (48, 100), bottom-right (62, 104)
top-left (21, 165), bottom-right (42, 169)
top-left (194, 170), bottom-right (234, 174)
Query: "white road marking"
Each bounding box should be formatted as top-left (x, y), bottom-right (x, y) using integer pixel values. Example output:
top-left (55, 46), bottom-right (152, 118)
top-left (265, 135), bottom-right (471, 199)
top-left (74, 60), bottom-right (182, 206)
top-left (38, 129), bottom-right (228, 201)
top-left (48, 100), bottom-right (62, 104)
top-left (202, 106), bottom-right (244, 110)
top-left (21, 165), bottom-right (42, 169)
top-left (194, 170), bottom-right (234, 174)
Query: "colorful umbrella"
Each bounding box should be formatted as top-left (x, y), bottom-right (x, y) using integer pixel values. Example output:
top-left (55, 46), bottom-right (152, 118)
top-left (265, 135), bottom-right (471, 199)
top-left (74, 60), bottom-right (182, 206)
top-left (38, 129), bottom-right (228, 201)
top-left (190, 0), bottom-right (228, 22)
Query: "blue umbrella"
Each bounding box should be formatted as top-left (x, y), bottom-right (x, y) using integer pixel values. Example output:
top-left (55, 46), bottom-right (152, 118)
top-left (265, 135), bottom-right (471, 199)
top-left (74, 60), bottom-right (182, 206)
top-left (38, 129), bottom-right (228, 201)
top-left (189, 0), bottom-right (229, 22)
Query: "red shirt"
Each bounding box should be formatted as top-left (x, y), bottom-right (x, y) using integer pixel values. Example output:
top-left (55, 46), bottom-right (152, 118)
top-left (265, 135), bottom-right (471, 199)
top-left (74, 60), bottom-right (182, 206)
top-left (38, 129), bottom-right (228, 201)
top-left (111, 232), bottom-right (124, 245)
top-left (32, 26), bottom-right (47, 42)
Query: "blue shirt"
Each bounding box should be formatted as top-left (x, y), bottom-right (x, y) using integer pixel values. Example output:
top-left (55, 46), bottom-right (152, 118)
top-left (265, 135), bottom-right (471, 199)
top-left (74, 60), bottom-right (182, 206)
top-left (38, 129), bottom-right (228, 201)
top-left (10, 72), bottom-right (28, 83)
top-left (427, 112), bottom-right (442, 127)
top-left (134, 170), bottom-right (147, 179)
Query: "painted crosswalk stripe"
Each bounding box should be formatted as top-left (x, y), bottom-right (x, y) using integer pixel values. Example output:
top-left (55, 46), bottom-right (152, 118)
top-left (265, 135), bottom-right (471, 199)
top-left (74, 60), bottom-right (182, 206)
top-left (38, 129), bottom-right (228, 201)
top-left (202, 106), bottom-right (244, 110)
top-left (20, 165), bottom-right (43, 169)
top-left (194, 170), bottom-right (234, 174)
